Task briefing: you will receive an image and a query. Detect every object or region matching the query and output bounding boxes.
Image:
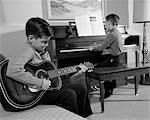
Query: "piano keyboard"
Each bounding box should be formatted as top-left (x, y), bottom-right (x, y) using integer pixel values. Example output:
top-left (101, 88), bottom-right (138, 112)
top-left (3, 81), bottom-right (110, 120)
top-left (60, 48), bottom-right (89, 53)
top-left (60, 45), bottom-right (137, 53)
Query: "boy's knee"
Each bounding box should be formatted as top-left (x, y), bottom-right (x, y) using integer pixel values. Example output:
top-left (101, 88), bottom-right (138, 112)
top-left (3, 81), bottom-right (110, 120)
top-left (64, 89), bottom-right (77, 100)
top-left (75, 84), bottom-right (87, 92)
top-left (80, 84), bottom-right (87, 90)
top-left (70, 73), bottom-right (87, 85)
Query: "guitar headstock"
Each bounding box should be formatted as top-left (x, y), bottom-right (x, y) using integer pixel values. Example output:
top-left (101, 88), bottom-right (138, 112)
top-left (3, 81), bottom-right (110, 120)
top-left (83, 62), bottom-right (94, 71)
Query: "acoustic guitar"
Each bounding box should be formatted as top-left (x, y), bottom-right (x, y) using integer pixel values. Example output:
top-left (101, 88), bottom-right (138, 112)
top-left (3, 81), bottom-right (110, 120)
top-left (0, 60), bottom-right (94, 110)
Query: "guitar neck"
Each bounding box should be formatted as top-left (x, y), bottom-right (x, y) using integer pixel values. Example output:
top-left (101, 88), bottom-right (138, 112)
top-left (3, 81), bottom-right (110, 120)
top-left (47, 65), bottom-right (78, 79)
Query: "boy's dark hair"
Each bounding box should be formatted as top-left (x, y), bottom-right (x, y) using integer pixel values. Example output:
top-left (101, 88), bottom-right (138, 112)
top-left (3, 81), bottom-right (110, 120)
top-left (25, 17), bottom-right (54, 39)
top-left (106, 14), bottom-right (120, 26)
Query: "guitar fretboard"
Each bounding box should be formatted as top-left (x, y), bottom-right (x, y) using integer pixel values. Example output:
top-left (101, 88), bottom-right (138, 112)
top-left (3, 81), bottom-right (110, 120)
top-left (47, 65), bottom-right (78, 79)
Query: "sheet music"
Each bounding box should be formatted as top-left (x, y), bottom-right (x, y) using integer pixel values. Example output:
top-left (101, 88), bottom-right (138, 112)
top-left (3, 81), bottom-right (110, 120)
top-left (90, 16), bottom-right (106, 35)
top-left (75, 15), bottom-right (105, 36)
top-left (75, 15), bottom-right (93, 36)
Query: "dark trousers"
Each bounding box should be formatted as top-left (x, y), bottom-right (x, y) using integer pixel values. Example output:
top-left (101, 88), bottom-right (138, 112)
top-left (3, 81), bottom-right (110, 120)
top-left (95, 54), bottom-right (121, 67)
top-left (1, 72), bottom-right (92, 117)
top-left (1, 83), bottom-right (92, 117)
top-left (39, 83), bottom-right (93, 117)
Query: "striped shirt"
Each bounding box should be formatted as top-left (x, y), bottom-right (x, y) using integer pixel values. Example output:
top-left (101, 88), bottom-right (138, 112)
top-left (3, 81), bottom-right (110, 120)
top-left (7, 42), bottom-right (51, 88)
top-left (94, 27), bottom-right (122, 56)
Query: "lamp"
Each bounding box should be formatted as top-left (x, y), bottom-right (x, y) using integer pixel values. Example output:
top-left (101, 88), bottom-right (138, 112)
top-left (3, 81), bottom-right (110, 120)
top-left (133, 0), bottom-right (150, 63)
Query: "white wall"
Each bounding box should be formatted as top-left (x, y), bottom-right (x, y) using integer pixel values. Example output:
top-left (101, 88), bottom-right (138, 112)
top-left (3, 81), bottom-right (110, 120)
top-left (0, 28), bottom-right (26, 58)
top-left (0, 0), bottom-right (5, 24)
top-left (0, 0), bottom-right (44, 59)
top-left (128, 0), bottom-right (143, 62)
top-left (1, 0), bottom-right (43, 25)
top-left (0, 0), bottom-right (150, 62)
top-left (106, 0), bottom-right (129, 26)
top-left (128, 0), bottom-right (150, 63)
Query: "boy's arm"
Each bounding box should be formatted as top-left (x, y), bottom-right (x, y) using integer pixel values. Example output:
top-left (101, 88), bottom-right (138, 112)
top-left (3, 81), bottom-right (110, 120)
top-left (41, 51), bottom-right (52, 61)
top-left (66, 64), bottom-right (88, 80)
top-left (7, 48), bottom-right (43, 88)
top-left (93, 33), bottom-right (116, 51)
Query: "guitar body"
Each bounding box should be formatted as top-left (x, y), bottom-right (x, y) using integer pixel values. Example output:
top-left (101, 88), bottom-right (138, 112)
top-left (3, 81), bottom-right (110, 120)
top-left (0, 60), bottom-right (61, 110)
top-left (25, 60), bottom-right (62, 91)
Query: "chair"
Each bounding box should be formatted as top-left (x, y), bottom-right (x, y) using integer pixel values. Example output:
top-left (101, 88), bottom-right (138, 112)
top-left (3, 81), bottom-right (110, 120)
top-left (0, 54), bottom-right (6, 103)
top-left (0, 54), bottom-right (5, 63)
top-left (0, 59), bottom-right (19, 111)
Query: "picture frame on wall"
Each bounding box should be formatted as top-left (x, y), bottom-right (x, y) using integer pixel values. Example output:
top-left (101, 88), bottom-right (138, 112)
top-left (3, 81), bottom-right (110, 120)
top-left (47, 0), bottom-right (106, 20)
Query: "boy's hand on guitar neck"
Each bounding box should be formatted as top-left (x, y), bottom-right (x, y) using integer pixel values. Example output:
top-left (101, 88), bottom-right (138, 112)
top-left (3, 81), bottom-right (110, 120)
top-left (78, 64), bottom-right (88, 74)
top-left (42, 79), bottom-right (51, 90)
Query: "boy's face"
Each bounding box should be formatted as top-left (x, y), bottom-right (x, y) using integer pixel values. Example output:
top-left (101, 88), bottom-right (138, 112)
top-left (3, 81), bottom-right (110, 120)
top-left (29, 35), bottom-right (51, 52)
top-left (105, 20), bottom-right (112, 31)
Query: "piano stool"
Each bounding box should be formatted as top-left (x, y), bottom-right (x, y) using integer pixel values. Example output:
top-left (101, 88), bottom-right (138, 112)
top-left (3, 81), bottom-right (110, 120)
top-left (0, 104), bottom-right (87, 120)
top-left (86, 63), bottom-right (150, 113)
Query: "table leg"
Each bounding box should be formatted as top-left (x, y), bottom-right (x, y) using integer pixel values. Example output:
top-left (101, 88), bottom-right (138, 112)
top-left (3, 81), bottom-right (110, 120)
top-left (134, 76), bottom-right (139, 95)
top-left (86, 75), bottom-right (91, 100)
top-left (99, 81), bottom-right (104, 113)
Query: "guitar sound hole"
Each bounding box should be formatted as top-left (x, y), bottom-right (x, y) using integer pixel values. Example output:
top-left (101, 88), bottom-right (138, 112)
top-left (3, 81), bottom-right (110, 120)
top-left (37, 70), bottom-right (59, 88)
top-left (37, 71), bottom-right (47, 79)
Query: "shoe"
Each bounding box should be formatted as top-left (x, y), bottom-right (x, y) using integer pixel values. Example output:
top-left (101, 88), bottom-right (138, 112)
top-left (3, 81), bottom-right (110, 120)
top-left (110, 89), bottom-right (113, 95)
top-left (89, 86), bottom-right (95, 92)
top-left (104, 92), bottom-right (111, 99)
top-left (90, 86), bottom-right (99, 92)
top-left (104, 89), bottom-right (112, 99)
top-left (94, 86), bottom-right (100, 90)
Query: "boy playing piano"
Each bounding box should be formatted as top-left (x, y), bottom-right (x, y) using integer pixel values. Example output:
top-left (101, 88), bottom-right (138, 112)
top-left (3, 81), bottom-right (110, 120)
top-left (88, 13), bottom-right (123, 98)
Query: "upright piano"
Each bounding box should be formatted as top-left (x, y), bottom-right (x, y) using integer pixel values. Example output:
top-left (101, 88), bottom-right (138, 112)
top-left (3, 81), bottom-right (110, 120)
top-left (47, 26), bottom-right (140, 68)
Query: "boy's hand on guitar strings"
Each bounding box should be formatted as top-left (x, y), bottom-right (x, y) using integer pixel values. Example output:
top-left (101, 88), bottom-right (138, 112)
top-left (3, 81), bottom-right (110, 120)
top-left (42, 79), bottom-right (51, 90)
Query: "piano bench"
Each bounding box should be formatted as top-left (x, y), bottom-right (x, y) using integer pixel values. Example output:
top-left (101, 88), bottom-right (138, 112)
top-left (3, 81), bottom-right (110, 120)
top-left (86, 63), bottom-right (150, 113)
